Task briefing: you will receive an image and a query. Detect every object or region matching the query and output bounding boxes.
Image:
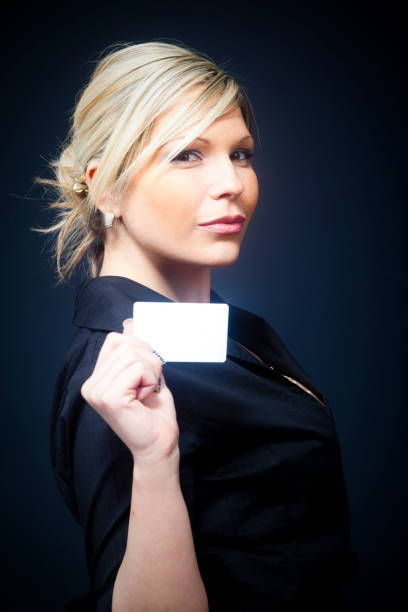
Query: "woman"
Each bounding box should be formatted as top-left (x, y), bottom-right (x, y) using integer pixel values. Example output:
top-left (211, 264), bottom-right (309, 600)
top-left (43, 41), bottom-right (359, 611)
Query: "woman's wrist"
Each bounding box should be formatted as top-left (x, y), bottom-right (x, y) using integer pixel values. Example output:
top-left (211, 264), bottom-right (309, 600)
top-left (132, 445), bottom-right (180, 485)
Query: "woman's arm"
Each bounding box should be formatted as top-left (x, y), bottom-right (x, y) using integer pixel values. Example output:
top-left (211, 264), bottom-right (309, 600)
top-left (81, 323), bottom-right (208, 612)
top-left (113, 452), bottom-right (208, 612)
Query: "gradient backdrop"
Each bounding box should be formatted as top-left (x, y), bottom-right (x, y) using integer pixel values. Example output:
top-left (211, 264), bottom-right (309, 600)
top-left (2, 1), bottom-right (406, 610)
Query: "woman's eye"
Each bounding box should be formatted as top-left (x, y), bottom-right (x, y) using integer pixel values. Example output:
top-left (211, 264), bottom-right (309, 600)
top-left (232, 149), bottom-right (254, 162)
top-left (171, 150), bottom-right (201, 163)
top-left (170, 148), bottom-right (254, 164)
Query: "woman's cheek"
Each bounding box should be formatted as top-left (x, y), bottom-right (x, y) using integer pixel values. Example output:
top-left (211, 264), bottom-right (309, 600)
top-left (156, 200), bottom-right (191, 237)
top-left (246, 177), bottom-right (259, 215)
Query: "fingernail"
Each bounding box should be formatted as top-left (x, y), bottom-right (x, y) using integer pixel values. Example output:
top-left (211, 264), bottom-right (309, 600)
top-left (122, 318), bottom-right (133, 328)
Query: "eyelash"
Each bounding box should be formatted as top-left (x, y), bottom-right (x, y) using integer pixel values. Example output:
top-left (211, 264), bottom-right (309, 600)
top-left (171, 149), bottom-right (254, 164)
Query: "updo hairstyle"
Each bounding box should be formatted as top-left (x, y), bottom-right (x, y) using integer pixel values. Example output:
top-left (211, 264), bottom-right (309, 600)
top-left (37, 40), bottom-right (254, 281)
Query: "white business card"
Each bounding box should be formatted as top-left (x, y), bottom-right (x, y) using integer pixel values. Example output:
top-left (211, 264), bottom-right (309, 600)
top-left (133, 302), bottom-right (229, 362)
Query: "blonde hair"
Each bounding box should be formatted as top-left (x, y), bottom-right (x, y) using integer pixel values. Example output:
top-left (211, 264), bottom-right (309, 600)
top-left (37, 40), bottom-right (254, 281)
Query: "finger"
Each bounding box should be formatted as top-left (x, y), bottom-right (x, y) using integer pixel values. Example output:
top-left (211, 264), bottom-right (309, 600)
top-left (98, 342), bottom-right (163, 387)
top-left (120, 320), bottom-right (155, 353)
top-left (95, 331), bottom-right (124, 366)
top-left (94, 344), bottom-right (161, 388)
top-left (160, 371), bottom-right (168, 390)
top-left (87, 344), bottom-right (143, 393)
top-left (92, 342), bottom-right (140, 387)
top-left (100, 360), bottom-right (158, 409)
top-left (96, 330), bottom-right (154, 370)
top-left (86, 360), bottom-right (146, 420)
top-left (122, 318), bottom-right (133, 336)
top-left (138, 369), bottom-right (169, 403)
top-left (83, 345), bottom-right (159, 406)
top-left (95, 331), bottom-right (151, 367)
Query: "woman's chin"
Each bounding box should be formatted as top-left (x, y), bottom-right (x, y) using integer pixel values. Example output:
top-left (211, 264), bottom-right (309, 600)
top-left (206, 245), bottom-right (241, 268)
top-left (172, 241), bottom-right (242, 268)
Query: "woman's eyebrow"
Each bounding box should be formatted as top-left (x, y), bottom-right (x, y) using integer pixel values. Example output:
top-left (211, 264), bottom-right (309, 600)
top-left (164, 134), bottom-right (254, 147)
top-left (191, 135), bottom-right (254, 145)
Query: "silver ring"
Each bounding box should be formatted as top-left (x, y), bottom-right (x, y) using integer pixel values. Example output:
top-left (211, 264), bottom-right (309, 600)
top-left (154, 376), bottom-right (162, 393)
top-left (152, 348), bottom-right (166, 365)
top-left (152, 349), bottom-right (165, 393)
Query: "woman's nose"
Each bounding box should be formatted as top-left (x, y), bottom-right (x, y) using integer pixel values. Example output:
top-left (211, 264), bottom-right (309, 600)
top-left (208, 156), bottom-right (245, 200)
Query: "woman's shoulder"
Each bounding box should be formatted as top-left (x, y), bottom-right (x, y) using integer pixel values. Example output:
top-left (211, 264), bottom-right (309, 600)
top-left (50, 327), bottom-right (108, 437)
top-left (55, 327), bottom-right (106, 403)
top-left (50, 326), bottom-right (109, 521)
top-left (50, 275), bottom-right (139, 471)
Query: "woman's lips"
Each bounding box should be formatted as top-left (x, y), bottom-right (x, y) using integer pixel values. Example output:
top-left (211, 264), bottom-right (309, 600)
top-left (199, 222), bottom-right (244, 234)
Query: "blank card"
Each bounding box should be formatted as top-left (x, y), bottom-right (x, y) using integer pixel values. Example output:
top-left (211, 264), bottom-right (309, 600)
top-left (133, 302), bottom-right (229, 362)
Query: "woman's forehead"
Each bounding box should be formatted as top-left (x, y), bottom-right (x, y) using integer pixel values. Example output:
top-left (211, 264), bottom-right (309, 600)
top-left (152, 95), bottom-right (243, 141)
top-left (153, 89), bottom-right (218, 129)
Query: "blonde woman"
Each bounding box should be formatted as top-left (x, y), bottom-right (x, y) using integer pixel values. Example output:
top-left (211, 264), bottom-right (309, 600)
top-left (44, 41), bottom-right (359, 611)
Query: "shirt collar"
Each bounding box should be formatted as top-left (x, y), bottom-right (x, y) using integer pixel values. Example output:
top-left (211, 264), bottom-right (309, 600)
top-left (73, 275), bottom-right (322, 400)
top-left (73, 275), bottom-right (225, 334)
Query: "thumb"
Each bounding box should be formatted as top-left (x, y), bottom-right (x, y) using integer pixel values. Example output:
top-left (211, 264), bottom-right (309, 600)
top-left (122, 318), bottom-right (133, 336)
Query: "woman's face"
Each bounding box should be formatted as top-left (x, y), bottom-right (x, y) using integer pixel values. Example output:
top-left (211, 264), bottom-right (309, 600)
top-left (113, 98), bottom-right (259, 271)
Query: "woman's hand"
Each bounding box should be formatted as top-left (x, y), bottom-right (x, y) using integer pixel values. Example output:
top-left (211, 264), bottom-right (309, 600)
top-left (81, 319), bottom-right (179, 466)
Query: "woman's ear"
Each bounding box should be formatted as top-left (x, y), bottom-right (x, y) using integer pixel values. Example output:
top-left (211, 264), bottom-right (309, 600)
top-left (84, 160), bottom-right (121, 219)
top-left (85, 159), bottom-right (99, 190)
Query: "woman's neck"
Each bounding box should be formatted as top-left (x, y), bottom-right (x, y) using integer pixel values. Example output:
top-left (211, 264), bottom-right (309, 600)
top-left (99, 250), bottom-right (212, 303)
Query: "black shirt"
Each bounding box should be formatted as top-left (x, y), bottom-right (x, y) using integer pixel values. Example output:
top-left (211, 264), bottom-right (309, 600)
top-left (51, 276), bottom-right (359, 611)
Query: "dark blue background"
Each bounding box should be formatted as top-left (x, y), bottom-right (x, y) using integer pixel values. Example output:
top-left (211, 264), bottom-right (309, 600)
top-left (3, 1), bottom-right (406, 609)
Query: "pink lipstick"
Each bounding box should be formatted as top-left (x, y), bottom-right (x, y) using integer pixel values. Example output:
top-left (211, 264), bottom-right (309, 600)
top-left (199, 214), bottom-right (245, 234)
